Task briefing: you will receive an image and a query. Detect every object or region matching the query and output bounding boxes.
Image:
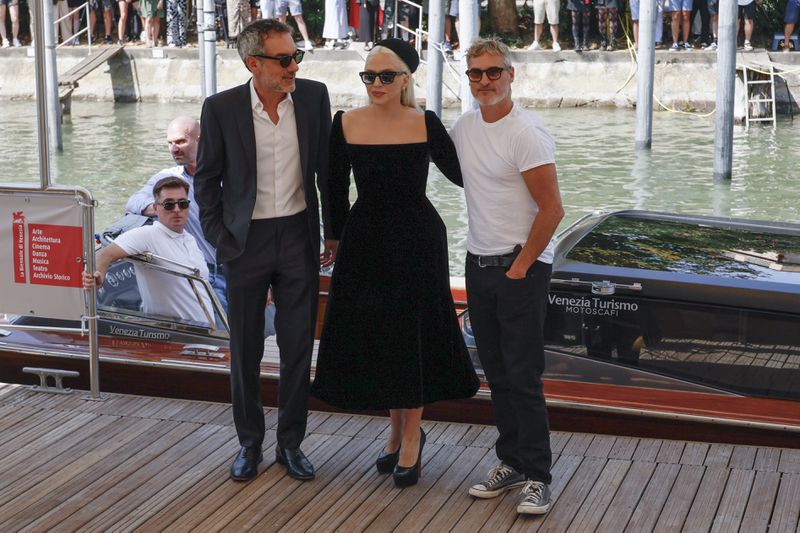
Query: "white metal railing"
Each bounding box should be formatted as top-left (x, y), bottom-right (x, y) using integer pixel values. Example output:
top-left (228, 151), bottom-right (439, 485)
top-left (391, 0), bottom-right (462, 100)
top-left (54, 2), bottom-right (92, 54)
top-left (392, 0), bottom-right (427, 58)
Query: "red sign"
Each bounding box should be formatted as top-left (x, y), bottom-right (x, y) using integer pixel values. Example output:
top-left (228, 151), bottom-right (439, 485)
top-left (12, 211), bottom-right (26, 283)
top-left (25, 223), bottom-right (83, 288)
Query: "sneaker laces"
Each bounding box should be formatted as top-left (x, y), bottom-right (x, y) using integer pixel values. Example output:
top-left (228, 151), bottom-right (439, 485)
top-left (485, 463), bottom-right (515, 487)
top-left (520, 480), bottom-right (545, 502)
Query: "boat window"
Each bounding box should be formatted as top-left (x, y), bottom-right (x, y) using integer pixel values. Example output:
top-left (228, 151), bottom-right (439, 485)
top-left (566, 215), bottom-right (800, 282)
top-left (96, 258), bottom-right (223, 332)
top-left (544, 292), bottom-right (800, 400)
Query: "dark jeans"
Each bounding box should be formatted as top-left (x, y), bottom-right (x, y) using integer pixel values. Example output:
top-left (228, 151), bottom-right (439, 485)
top-left (691, 0), bottom-right (711, 43)
top-left (465, 257), bottom-right (552, 484)
top-left (226, 212), bottom-right (318, 450)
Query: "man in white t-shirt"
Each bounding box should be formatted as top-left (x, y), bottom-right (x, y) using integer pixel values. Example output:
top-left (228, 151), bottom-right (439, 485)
top-left (450, 38), bottom-right (564, 517)
top-left (84, 176), bottom-right (214, 326)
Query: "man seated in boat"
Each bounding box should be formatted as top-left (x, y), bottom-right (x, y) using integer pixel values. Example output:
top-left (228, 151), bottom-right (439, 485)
top-left (84, 176), bottom-right (215, 327)
top-left (125, 116), bottom-right (228, 313)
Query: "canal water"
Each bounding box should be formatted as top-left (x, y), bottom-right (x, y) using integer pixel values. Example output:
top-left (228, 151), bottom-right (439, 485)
top-left (2, 100), bottom-right (799, 274)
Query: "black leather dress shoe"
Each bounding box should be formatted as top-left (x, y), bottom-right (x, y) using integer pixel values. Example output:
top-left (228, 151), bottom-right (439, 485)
top-left (230, 446), bottom-right (262, 481)
top-left (275, 446), bottom-right (315, 480)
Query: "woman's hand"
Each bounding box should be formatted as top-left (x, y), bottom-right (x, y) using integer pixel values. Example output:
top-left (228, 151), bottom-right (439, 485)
top-left (321, 239), bottom-right (339, 267)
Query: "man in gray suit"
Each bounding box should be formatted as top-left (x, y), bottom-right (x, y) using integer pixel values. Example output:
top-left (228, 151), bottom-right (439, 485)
top-left (194, 18), bottom-right (336, 482)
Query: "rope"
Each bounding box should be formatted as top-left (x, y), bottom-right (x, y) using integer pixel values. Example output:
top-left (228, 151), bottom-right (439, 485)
top-left (616, 14), bottom-right (716, 117)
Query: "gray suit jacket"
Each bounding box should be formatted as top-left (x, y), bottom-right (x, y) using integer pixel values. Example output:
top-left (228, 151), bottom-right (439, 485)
top-left (194, 78), bottom-right (333, 263)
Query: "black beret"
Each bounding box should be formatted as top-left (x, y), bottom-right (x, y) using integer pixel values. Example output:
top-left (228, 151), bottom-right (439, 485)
top-left (374, 38), bottom-right (420, 73)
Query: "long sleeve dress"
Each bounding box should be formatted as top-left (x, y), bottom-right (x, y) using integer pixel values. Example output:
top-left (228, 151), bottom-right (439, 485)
top-left (310, 110), bottom-right (480, 410)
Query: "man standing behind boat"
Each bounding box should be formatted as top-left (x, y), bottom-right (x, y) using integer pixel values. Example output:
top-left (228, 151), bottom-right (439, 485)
top-left (194, 19), bottom-right (335, 483)
top-left (450, 38), bottom-right (564, 515)
top-left (126, 116), bottom-right (228, 313)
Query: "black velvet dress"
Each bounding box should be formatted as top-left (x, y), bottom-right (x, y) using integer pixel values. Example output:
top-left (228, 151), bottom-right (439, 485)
top-left (311, 110), bottom-right (480, 410)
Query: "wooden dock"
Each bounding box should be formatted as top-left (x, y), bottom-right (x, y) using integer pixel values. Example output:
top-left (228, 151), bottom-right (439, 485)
top-left (0, 382), bottom-right (798, 532)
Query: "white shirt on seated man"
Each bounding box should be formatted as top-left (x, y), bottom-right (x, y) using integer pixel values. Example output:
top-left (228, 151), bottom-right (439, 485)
top-left (84, 176), bottom-right (214, 326)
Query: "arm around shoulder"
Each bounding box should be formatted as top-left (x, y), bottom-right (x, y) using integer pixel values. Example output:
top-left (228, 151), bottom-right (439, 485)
top-left (427, 111), bottom-right (463, 188)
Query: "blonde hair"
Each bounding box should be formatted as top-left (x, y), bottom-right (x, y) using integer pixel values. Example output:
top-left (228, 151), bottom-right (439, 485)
top-left (466, 38), bottom-right (513, 68)
top-left (365, 46), bottom-right (418, 109)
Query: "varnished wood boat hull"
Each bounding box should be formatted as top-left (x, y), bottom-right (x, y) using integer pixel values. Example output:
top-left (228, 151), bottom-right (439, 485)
top-left (1, 347), bottom-right (797, 449)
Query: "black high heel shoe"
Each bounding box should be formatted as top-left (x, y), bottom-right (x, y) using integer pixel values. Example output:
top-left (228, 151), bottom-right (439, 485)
top-left (376, 446), bottom-right (400, 474)
top-left (393, 428), bottom-right (426, 487)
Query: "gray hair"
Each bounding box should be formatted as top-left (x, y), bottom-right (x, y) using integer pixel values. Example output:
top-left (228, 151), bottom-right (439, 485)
top-left (466, 38), bottom-right (513, 68)
top-left (236, 19), bottom-right (293, 69)
top-left (365, 46), bottom-right (418, 109)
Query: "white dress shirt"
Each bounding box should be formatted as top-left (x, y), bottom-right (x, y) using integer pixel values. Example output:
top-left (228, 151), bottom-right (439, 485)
top-left (249, 80), bottom-right (307, 220)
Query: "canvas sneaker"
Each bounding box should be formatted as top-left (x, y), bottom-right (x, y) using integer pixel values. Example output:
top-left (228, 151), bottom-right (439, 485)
top-left (303, 40), bottom-right (314, 51)
top-left (744, 40), bottom-right (753, 51)
top-left (528, 41), bottom-right (541, 51)
top-left (516, 480), bottom-right (552, 515)
top-left (705, 41), bottom-right (718, 51)
top-left (684, 41), bottom-right (693, 50)
top-left (552, 41), bottom-right (561, 52)
top-left (12, 37), bottom-right (21, 47)
top-left (469, 463), bottom-right (525, 499)
top-left (669, 42), bottom-right (680, 51)
top-left (2, 39), bottom-right (9, 48)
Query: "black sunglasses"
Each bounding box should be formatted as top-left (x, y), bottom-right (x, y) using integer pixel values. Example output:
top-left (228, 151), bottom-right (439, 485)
top-left (250, 49), bottom-right (305, 68)
top-left (359, 71), bottom-right (406, 85)
top-left (158, 199), bottom-right (191, 211)
top-left (466, 66), bottom-right (506, 82)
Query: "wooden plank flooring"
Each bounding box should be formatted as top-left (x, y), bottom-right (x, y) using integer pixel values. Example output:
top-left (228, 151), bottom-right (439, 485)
top-left (0, 382), bottom-right (798, 532)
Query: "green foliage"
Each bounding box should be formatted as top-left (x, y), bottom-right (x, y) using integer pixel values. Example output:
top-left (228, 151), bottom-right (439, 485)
top-left (756, 0), bottom-right (785, 37)
top-left (295, 0), bottom-right (326, 39)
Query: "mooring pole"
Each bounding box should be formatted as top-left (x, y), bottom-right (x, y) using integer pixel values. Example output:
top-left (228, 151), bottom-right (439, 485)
top-left (713, 0), bottom-right (737, 180)
top-left (42, 0), bottom-right (62, 152)
top-left (203, 0), bottom-right (217, 97)
top-left (33, 0), bottom-right (51, 187)
top-left (459, 0), bottom-right (479, 112)
top-left (197, 0), bottom-right (206, 100)
top-left (635, 0), bottom-right (656, 150)
top-left (426, 0), bottom-right (445, 116)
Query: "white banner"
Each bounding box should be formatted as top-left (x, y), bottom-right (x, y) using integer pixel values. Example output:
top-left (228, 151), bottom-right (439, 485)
top-left (0, 190), bottom-right (87, 321)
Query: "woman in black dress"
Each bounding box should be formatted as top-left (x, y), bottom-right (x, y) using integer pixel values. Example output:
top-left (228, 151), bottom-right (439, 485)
top-left (311, 39), bottom-right (479, 487)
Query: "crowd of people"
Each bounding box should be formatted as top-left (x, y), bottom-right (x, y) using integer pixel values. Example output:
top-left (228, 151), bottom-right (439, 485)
top-left (82, 17), bottom-right (564, 517)
top-left (531, 0), bottom-right (789, 52)
top-left (4, 0), bottom-right (799, 51)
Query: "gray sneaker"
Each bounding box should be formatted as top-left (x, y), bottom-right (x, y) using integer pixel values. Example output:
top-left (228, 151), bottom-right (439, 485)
top-left (516, 480), bottom-right (552, 514)
top-left (468, 463), bottom-right (525, 499)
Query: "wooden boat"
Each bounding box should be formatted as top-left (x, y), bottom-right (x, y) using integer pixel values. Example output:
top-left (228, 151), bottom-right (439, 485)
top-left (1, 210), bottom-right (799, 447)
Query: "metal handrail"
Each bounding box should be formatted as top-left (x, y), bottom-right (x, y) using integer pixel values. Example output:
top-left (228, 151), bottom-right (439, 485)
top-left (119, 253), bottom-right (230, 335)
top-left (392, 0), bottom-right (427, 58)
top-left (54, 2), bottom-right (92, 54)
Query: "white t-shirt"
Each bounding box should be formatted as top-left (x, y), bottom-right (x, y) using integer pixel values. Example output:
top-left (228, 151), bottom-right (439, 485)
top-left (113, 222), bottom-right (213, 325)
top-left (450, 103), bottom-right (557, 263)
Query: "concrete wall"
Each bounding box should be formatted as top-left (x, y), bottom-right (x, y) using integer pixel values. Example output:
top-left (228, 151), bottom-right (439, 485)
top-left (1, 45), bottom-right (799, 112)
